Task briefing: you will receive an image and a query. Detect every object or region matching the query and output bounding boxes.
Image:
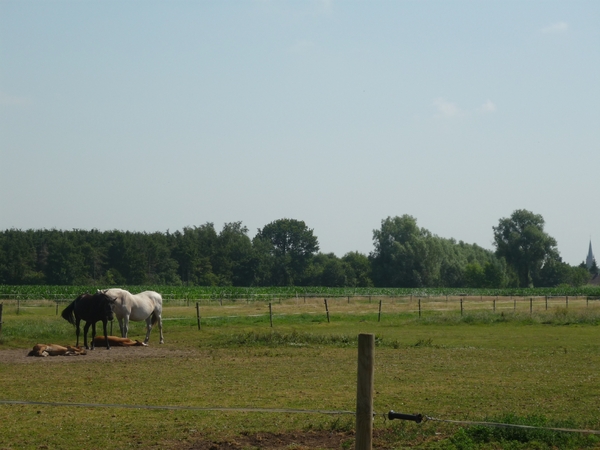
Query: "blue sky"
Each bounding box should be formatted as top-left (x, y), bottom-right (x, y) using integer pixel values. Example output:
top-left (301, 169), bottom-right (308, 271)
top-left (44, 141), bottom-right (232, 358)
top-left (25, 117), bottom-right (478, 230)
top-left (1, 1), bottom-right (599, 265)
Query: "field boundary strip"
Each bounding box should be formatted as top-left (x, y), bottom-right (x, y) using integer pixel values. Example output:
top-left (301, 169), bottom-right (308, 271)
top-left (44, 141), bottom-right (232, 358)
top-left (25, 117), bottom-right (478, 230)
top-left (0, 399), bottom-right (354, 415)
top-left (424, 415), bottom-right (600, 435)
top-left (2, 399), bottom-right (600, 436)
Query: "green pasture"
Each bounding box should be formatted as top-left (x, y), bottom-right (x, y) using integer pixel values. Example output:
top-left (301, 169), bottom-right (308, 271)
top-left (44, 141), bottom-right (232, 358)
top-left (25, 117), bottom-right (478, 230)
top-left (1, 298), bottom-right (600, 449)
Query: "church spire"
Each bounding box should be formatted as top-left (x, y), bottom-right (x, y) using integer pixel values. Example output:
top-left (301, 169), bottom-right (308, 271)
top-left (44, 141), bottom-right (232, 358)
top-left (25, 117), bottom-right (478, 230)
top-left (586, 240), bottom-right (595, 269)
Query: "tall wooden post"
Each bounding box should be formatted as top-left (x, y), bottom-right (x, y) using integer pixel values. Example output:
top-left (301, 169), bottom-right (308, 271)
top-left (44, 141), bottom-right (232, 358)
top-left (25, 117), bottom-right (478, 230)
top-left (378, 300), bottom-right (382, 322)
top-left (269, 303), bottom-right (273, 328)
top-left (324, 299), bottom-right (330, 323)
top-left (196, 302), bottom-right (201, 330)
top-left (356, 333), bottom-right (374, 450)
top-left (0, 303), bottom-right (3, 336)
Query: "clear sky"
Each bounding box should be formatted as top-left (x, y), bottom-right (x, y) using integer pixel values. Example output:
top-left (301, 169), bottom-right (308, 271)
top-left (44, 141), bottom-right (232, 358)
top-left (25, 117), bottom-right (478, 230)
top-left (1, 1), bottom-right (599, 266)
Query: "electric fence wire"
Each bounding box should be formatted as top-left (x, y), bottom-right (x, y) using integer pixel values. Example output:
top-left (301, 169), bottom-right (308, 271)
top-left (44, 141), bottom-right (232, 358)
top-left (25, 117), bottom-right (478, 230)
top-left (2, 399), bottom-right (600, 435)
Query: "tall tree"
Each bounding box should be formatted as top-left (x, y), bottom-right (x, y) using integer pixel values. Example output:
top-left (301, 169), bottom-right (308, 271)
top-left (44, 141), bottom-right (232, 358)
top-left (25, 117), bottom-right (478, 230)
top-left (254, 219), bottom-right (319, 286)
top-left (370, 215), bottom-right (437, 287)
top-left (493, 209), bottom-right (558, 287)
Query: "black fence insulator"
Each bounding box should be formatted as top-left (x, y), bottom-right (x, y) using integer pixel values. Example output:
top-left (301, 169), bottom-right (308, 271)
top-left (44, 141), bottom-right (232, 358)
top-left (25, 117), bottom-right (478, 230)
top-left (387, 410), bottom-right (423, 423)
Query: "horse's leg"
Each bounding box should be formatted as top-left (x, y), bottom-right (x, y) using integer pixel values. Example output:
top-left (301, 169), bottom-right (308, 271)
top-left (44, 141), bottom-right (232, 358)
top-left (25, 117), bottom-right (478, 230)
top-left (123, 315), bottom-right (130, 338)
top-left (83, 322), bottom-right (92, 349)
top-left (102, 319), bottom-right (110, 350)
top-left (91, 321), bottom-right (97, 350)
top-left (75, 318), bottom-right (81, 347)
top-left (117, 316), bottom-right (125, 337)
top-left (144, 316), bottom-right (152, 344)
top-left (158, 313), bottom-right (164, 344)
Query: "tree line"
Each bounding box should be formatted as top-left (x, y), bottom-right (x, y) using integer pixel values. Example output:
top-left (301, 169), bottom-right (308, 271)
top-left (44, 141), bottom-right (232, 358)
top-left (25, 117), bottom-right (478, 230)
top-left (0, 210), bottom-right (592, 288)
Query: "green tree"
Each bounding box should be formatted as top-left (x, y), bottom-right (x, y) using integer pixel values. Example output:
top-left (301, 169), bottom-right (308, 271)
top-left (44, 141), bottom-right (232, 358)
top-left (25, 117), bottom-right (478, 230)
top-left (171, 224), bottom-right (218, 285)
top-left (370, 215), bottom-right (441, 287)
top-left (213, 222), bottom-right (253, 286)
top-left (342, 252), bottom-right (373, 287)
top-left (493, 210), bottom-right (558, 287)
top-left (463, 263), bottom-right (484, 288)
top-left (254, 219), bottom-right (319, 286)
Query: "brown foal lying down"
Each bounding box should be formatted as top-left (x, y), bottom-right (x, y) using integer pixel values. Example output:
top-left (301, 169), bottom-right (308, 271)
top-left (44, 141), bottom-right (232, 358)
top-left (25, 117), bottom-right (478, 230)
top-left (27, 344), bottom-right (87, 357)
top-left (92, 335), bottom-right (147, 347)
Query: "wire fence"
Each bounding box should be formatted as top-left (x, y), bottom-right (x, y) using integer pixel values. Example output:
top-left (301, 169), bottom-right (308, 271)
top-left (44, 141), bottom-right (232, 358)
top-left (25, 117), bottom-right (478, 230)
top-left (1, 294), bottom-right (599, 321)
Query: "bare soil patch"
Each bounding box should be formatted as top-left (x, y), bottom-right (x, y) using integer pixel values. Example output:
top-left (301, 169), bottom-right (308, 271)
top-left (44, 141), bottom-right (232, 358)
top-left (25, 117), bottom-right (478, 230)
top-left (177, 430), bottom-right (357, 450)
top-left (0, 344), bottom-right (192, 364)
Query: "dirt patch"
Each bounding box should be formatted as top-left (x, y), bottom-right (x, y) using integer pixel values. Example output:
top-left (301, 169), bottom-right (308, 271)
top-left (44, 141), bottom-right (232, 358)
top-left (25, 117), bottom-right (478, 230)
top-left (0, 344), bottom-right (193, 364)
top-left (178, 431), bottom-right (357, 450)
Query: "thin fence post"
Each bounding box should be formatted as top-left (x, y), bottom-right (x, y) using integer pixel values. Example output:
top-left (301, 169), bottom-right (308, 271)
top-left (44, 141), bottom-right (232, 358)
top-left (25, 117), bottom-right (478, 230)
top-left (587, 296), bottom-right (589, 307)
top-left (269, 303), bottom-right (273, 328)
top-left (493, 299), bottom-right (496, 313)
top-left (378, 300), bottom-right (382, 322)
top-left (17, 298), bottom-right (20, 315)
top-left (418, 299), bottom-right (421, 318)
top-left (530, 297), bottom-right (532, 315)
top-left (460, 298), bottom-right (463, 316)
top-left (566, 296), bottom-right (569, 308)
top-left (356, 333), bottom-right (374, 450)
top-left (0, 303), bottom-right (3, 336)
top-left (545, 296), bottom-right (548, 310)
top-left (196, 302), bottom-right (201, 330)
top-left (324, 299), bottom-right (330, 323)
top-left (514, 298), bottom-right (516, 311)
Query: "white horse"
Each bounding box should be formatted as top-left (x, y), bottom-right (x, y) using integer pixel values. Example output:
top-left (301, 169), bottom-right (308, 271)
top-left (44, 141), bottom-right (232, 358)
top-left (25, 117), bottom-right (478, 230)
top-left (98, 288), bottom-right (164, 344)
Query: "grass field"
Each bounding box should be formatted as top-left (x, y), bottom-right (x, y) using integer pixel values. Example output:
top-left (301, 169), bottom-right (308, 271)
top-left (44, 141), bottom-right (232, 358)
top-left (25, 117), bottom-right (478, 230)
top-left (1, 297), bottom-right (600, 449)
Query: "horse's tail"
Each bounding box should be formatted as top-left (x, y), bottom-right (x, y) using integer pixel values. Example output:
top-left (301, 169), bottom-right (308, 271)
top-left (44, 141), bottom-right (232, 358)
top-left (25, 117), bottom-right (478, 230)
top-left (61, 300), bottom-right (77, 326)
top-left (151, 310), bottom-right (159, 326)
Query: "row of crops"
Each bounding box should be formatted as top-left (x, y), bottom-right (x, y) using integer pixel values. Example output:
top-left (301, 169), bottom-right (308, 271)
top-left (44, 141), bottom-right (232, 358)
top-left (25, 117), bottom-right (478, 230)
top-left (2, 285), bottom-right (600, 300)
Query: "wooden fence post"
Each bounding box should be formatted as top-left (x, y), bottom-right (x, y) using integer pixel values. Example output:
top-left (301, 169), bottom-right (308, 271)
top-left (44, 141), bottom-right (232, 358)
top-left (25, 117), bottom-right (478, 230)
top-left (530, 297), bottom-right (532, 315)
top-left (356, 333), bottom-right (374, 450)
top-left (493, 299), bottom-right (496, 313)
top-left (378, 300), bottom-right (382, 322)
top-left (566, 296), bottom-right (569, 308)
top-left (269, 303), bottom-right (273, 328)
top-left (418, 299), bottom-right (421, 318)
top-left (0, 303), bottom-right (3, 336)
top-left (196, 302), bottom-right (201, 330)
top-left (460, 298), bottom-right (463, 316)
top-left (324, 299), bottom-right (330, 323)
top-left (545, 296), bottom-right (548, 310)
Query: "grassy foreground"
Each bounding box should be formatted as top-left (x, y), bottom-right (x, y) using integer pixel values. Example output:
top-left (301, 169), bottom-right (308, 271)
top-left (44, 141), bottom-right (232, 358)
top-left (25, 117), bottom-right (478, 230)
top-left (1, 299), bottom-right (600, 449)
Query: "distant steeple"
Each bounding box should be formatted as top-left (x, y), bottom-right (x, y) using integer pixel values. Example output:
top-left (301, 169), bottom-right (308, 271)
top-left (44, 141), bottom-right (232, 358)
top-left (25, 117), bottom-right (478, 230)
top-left (586, 240), bottom-right (595, 269)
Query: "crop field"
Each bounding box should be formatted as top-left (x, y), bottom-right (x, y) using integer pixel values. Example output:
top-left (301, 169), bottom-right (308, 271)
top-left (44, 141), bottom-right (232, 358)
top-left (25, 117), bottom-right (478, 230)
top-left (2, 294), bottom-right (600, 449)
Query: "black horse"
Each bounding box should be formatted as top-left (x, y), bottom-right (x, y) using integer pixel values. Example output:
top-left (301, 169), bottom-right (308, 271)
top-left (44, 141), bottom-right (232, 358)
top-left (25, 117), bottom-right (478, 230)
top-left (61, 292), bottom-right (115, 350)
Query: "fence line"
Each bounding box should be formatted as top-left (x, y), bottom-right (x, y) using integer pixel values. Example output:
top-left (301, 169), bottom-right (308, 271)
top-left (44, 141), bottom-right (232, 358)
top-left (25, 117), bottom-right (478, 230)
top-left (1, 399), bottom-right (599, 437)
top-left (2, 296), bottom-right (599, 324)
